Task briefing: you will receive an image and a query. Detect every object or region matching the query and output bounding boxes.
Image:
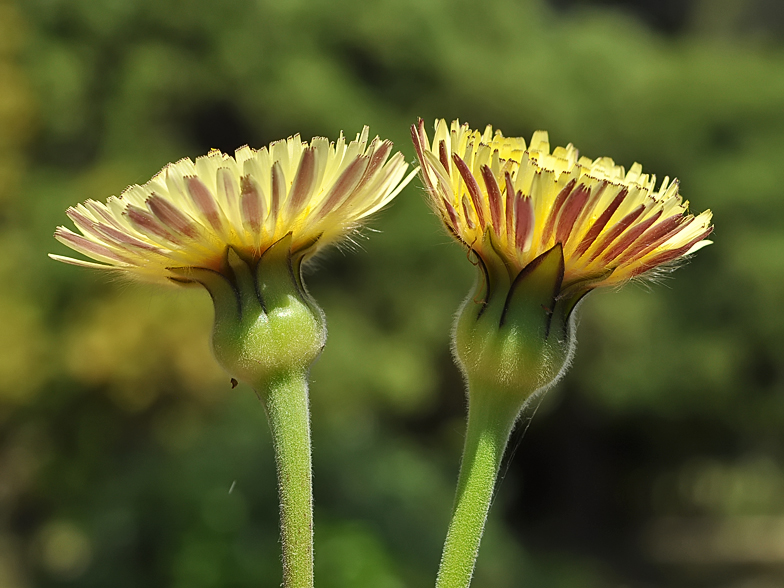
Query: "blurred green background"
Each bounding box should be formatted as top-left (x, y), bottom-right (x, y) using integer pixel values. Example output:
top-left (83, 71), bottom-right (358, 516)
top-left (1, 0), bottom-right (783, 586)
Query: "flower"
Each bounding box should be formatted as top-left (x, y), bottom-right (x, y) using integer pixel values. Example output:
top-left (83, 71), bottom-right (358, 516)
top-left (412, 119), bottom-right (715, 588)
top-left (411, 118), bottom-right (713, 293)
top-left (51, 127), bottom-right (415, 283)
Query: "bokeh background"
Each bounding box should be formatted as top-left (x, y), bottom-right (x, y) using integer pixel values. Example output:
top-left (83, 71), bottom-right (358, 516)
top-left (1, 0), bottom-right (783, 586)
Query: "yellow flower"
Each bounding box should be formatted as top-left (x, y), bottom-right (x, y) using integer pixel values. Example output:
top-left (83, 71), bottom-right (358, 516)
top-left (52, 127), bottom-right (415, 283)
top-left (411, 119), bottom-right (713, 290)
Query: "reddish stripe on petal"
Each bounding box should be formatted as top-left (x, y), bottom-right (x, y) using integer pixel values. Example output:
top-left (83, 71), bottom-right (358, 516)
top-left (73, 205), bottom-right (163, 252)
top-left (218, 167), bottom-right (239, 209)
top-left (66, 208), bottom-right (109, 242)
top-left (629, 227), bottom-right (714, 278)
top-left (240, 176), bottom-right (262, 232)
top-left (55, 228), bottom-right (130, 263)
top-left (317, 156), bottom-right (369, 218)
top-left (94, 223), bottom-right (161, 252)
top-left (287, 146), bottom-right (316, 217)
top-left (359, 140), bottom-right (393, 188)
top-left (270, 162), bottom-right (285, 222)
top-left (452, 154), bottom-right (486, 228)
top-left (125, 206), bottom-right (183, 245)
top-left (148, 194), bottom-right (200, 239)
top-left (462, 195), bottom-right (477, 230)
top-left (186, 176), bottom-right (223, 231)
top-left (442, 196), bottom-right (460, 229)
top-left (84, 202), bottom-right (126, 230)
top-left (600, 209), bottom-right (662, 263)
top-left (439, 140), bottom-right (450, 174)
top-left (586, 203), bottom-right (646, 263)
top-left (615, 215), bottom-right (686, 267)
top-left (410, 120), bottom-right (433, 191)
top-left (555, 183), bottom-right (591, 245)
top-left (504, 172), bottom-right (516, 239)
top-left (515, 195), bottom-right (534, 253)
top-left (573, 181), bottom-right (608, 232)
top-left (481, 165), bottom-right (503, 231)
top-left (573, 188), bottom-right (627, 259)
top-left (542, 179), bottom-right (576, 243)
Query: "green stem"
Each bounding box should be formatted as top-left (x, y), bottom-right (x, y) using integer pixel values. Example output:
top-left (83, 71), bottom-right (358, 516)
top-left (435, 388), bottom-right (519, 588)
top-left (255, 369), bottom-right (314, 588)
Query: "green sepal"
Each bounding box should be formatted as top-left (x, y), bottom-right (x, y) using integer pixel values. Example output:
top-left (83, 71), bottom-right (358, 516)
top-left (227, 247), bottom-right (264, 316)
top-left (500, 243), bottom-right (565, 338)
top-left (257, 233), bottom-right (300, 312)
top-left (167, 265), bottom-right (241, 326)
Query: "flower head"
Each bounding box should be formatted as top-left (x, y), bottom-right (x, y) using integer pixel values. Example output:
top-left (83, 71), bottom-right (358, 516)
top-left (411, 117), bottom-right (714, 412)
top-left (52, 127), bottom-right (415, 283)
top-left (52, 127), bottom-right (416, 388)
top-left (411, 119), bottom-right (713, 293)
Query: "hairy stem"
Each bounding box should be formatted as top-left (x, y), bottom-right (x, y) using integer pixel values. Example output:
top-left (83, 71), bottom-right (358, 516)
top-left (256, 369), bottom-right (314, 588)
top-left (435, 389), bottom-right (518, 588)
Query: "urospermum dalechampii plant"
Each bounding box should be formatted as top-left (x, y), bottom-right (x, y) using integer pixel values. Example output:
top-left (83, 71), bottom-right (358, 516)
top-left (411, 118), bottom-right (713, 588)
top-left (51, 127), bottom-right (416, 588)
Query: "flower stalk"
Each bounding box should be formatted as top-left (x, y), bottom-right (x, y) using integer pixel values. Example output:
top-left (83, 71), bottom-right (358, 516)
top-left (436, 383), bottom-right (518, 588)
top-left (256, 369), bottom-right (314, 588)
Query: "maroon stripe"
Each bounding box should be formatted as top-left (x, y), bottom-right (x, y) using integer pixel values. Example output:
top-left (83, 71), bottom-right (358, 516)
top-left (240, 176), bottom-right (262, 232)
top-left (462, 195), bottom-right (477, 230)
top-left (66, 208), bottom-right (108, 243)
top-left (573, 188), bottom-right (627, 258)
top-left (442, 196), bottom-right (460, 229)
top-left (352, 140), bottom-right (393, 196)
top-left (94, 223), bottom-right (161, 252)
top-left (55, 228), bottom-right (130, 263)
top-left (318, 156), bottom-right (368, 216)
top-left (439, 140), bottom-right (451, 174)
top-left (586, 204), bottom-right (647, 263)
top-left (84, 202), bottom-right (126, 230)
top-left (515, 195), bottom-right (534, 252)
top-left (287, 146), bottom-right (316, 216)
top-left (125, 206), bottom-right (183, 245)
top-left (542, 179), bottom-right (576, 244)
top-left (410, 120), bottom-right (431, 193)
top-left (629, 227), bottom-right (713, 278)
top-left (600, 209), bottom-right (662, 263)
top-left (148, 194), bottom-right (200, 239)
top-left (504, 172), bottom-right (516, 239)
top-left (614, 215), bottom-right (686, 267)
top-left (555, 183), bottom-right (590, 245)
top-left (452, 154), bottom-right (486, 228)
top-left (574, 180), bottom-right (608, 230)
top-left (270, 162), bottom-right (285, 222)
top-left (186, 176), bottom-right (222, 231)
top-left (481, 165), bottom-right (503, 231)
top-left (218, 167), bottom-right (238, 205)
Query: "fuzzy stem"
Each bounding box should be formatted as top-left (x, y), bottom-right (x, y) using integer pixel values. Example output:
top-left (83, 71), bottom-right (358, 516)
top-left (435, 387), bottom-right (519, 588)
top-left (255, 369), bottom-right (314, 588)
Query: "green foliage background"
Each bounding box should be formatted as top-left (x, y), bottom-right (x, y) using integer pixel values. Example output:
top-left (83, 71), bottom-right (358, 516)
top-left (1, 0), bottom-right (783, 586)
